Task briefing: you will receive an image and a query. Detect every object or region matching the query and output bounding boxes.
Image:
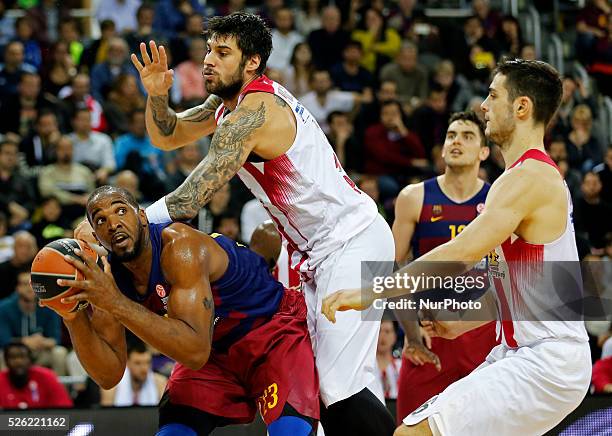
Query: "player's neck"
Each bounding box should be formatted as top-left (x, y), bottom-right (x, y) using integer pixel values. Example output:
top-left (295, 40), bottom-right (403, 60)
top-left (122, 236), bottom-right (153, 293)
top-left (501, 124), bottom-right (545, 169)
top-left (223, 74), bottom-right (260, 111)
top-left (439, 168), bottom-right (482, 203)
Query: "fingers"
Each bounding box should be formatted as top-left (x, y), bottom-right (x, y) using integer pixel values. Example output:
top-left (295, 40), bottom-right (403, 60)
top-left (61, 292), bottom-right (88, 304)
top-left (159, 44), bottom-right (169, 70)
top-left (149, 40), bottom-right (160, 64)
top-left (102, 256), bottom-right (112, 274)
top-left (131, 53), bottom-right (144, 72)
top-left (140, 42), bottom-right (152, 66)
top-left (57, 278), bottom-right (89, 290)
top-left (321, 294), bottom-right (338, 324)
top-left (63, 252), bottom-right (89, 273)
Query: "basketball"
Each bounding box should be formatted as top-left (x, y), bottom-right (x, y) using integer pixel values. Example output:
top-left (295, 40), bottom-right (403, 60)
top-left (31, 239), bottom-right (103, 314)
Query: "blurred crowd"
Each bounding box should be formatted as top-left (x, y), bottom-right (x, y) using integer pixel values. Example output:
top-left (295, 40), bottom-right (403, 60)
top-left (0, 0), bottom-right (610, 411)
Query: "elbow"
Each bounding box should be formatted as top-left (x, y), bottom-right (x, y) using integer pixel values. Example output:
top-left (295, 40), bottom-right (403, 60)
top-left (151, 137), bottom-right (175, 151)
top-left (181, 347), bottom-right (211, 371)
top-left (96, 373), bottom-right (123, 390)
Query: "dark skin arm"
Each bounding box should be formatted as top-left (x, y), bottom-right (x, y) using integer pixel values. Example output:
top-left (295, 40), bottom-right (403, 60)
top-left (60, 225), bottom-right (217, 370)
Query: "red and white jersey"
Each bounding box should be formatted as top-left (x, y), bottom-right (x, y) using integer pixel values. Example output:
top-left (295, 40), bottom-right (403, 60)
top-left (215, 76), bottom-right (378, 278)
top-left (272, 240), bottom-right (302, 291)
top-left (489, 149), bottom-right (588, 347)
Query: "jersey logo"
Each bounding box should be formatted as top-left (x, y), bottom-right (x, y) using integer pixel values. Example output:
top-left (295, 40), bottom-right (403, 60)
top-left (156, 284), bottom-right (166, 298)
top-left (430, 216), bottom-right (444, 222)
top-left (477, 202), bottom-right (485, 214)
top-left (432, 204), bottom-right (443, 216)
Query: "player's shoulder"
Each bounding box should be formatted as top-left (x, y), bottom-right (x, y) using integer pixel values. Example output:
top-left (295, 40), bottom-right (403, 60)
top-left (161, 223), bottom-right (213, 256)
top-left (397, 181), bottom-right (425, 204)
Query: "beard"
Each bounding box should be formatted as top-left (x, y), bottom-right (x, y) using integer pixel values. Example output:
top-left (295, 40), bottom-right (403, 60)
top-left (204, 63), bottom-right (245, 100)
top-left (113, 222), bottom-right (145, 262)
top-left (9, 371), bottom-right (29, 389)
top-left (487, 109), bottom-right (516, 149)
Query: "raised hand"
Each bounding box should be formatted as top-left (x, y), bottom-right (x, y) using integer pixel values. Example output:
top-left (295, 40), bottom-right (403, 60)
top-left (402, 327), bottom-right (441, 371)
top-left (131, 41), bottom-right (174, 96)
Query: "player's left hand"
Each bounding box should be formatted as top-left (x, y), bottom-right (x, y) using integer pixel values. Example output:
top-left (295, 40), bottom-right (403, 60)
top-left (57, 250), bottom-right (123, 313)
top-left (321, 288), bottom-right (375, 323)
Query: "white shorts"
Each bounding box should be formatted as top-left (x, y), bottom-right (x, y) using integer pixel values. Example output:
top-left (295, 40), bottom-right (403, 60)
top-left (303, 214), bottom-right (395, 406)
top-left (402, 339), bottom-right (592, 436)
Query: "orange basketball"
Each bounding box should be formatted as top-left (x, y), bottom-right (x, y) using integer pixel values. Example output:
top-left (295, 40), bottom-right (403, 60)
top-left (31, 239), bottom-right (102, 315)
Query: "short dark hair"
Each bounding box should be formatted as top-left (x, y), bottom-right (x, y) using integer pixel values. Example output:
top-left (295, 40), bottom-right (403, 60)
top-left (380, 99), bottom-right (404, 114)
top-left (327, 110), bottom-right (349, 125)
top-left (494, 58), bottom-right (562, 127)
top-left (0, 138), bottom-right (18, 152)
top-left (127, 340), bottom-right (149, 357)
top-left (206, 12), bottom-right (272, 76)
top-left (86, 185), bottom-right (140, 222)
top-left (3, 341), bottom-right (32, 363)
top-left (448, 111), bottom-right (487, 147)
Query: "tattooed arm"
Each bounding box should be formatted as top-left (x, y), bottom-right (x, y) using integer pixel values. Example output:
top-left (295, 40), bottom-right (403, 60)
top-left (165, 95), bottom-right (267, 220)
top-left (146, 94), bottom-right (223, 150)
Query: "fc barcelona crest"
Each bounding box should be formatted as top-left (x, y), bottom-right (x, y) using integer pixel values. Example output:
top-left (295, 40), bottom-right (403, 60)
top-left (432, 205), bottom-right (443, 216)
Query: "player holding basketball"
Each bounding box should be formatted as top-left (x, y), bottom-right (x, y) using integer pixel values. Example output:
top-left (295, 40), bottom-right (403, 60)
top-left (136, 12), bottom-right (397, 435)
top-left (322, 59), bottom-right (592, 435)
top-left (393, 111), bottom-right (498, 421)
top-left (54, 186), bottom-right (319, 435)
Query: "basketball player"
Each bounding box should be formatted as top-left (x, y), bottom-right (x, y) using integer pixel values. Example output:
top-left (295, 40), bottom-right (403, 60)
top-left (322, 59), bottom-right (592, 435)
top-left (134, 12), bottom-right (398, 434)
top-left (53, 186), bottom-right (319, 435)
top-left (393, 111), bottom-right (498, 421)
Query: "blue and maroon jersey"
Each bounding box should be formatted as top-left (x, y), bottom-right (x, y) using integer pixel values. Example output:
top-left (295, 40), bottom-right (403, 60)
top-left (110, 223), bottom-right (285, 353)
top-left (412, 177), bottom-right (490, 257)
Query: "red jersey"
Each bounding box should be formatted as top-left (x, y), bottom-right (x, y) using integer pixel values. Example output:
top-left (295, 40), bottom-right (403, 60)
top-left (0, 366), bottom-right (73, 409)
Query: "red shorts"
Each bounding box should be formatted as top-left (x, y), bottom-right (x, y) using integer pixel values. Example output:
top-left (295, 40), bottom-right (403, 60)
top-left (166, 289), bottom-right (319, 425)
top-left (396, 321), bottom-right (498, 423)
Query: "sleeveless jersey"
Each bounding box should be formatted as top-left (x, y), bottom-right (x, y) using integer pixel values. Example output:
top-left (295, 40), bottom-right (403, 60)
top-left (489, 149), bottom-right (588, 347)
top-left (412, 177), bottom-right (489, 257)
top-left (215, 75), bottom-right (378, 279)
top-left (111, 223), bottom-right (285, 352)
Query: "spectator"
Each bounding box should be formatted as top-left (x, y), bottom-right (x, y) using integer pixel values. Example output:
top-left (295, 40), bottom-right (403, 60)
top-left (0, 342), bottom-right (72, 409)
top-left (557, 158), bottom-right (584, 204)
top-left (357, 175), bottom-right (387, 219)
top-left (355, 79), bottom-right (399, 137)
top-left (198, 183), bottom-right (232, 233)
top-left (125, 3), bottom-right (166, 56)
top-left (283, 42), bottom-right (313, 97)
top-left (0, 0), bottom-right (16, 50)
top-left (387, 0), bottom-right (420, 39)
top-left (0, 212), bottom-right (13, 263)
top-left (257, 0), bottom-right (284, 29)
top-left (307, 5), bottom-right (351, 70)
top-left (554, 75), bottom-right (597, 137)
top-left (104, 73), bottom-right (145, 136)
top-left (520, 43), bottom-right (537, 61)
top-left (300, 69), bottom-right (359, 134)
top-left (593, 145), bottom-right (612, 203)
top-left (327, 111), bottom-right (360, 172)
top-left (216, 0), bottom-right (246, 19)
top-left (25, 0), bottom-right (70, 45)
top-left (373, 320), bottom-right (402, 401)
top-left (330, 41), bottom-right (375, 94)
top-left (495, 15), bottom-right (524, 58)
top-left (165, 142), bottom-right (202, 191)
top-left (80, 19), bottom-right (117, 72)
top-left (29, 196), bottom-right (71, 249)
top-left (590, 13), bottom-right (612, 97)
top-left (575, 0), bottom-right (610, 65)
top-left (409, 84), bottom-right (450, 155)
top-left (268, 8), bottom-right (304, 72)
top-left (379, 43), bottom-right (428, 108)
top-left (215, 213), bottom-right (242, 243)
top-left (175, 38), bottom-right (208, 101)
top-left (454, 16), bottom-right (498, 85)
top-left (352, 8), bottom-right (401, 74)
top-left (96, 0), bottom-right (141, 35)
top-left (68, 108), bottom-right (116, 184)
top-left (153, 0), bottom-right (204, 39)
top-left (168, 12), bottom-right (204, 67)
top-left (38, 135), bottom-right (96, 222)
top-left (363, 99), bottom-right (426, 179)
top-left (0, 41), bottom-right (37, 100)
top-left (0, 231), bottom-right (37, 300)
top-left (566, 104), bottom-right (603, 172)
top-left (100, 342), bottom-right (167, 407)
top-left (574, 171), bottom-right (612, 252)
top-left (113, 170), bottom-right (143, 205)
top-left (57, 18), bottom-right (84, 67)
top-left (19, 109), bottom-right (62, 169)
top-left (295, 0), bottom-right (322, 36)
top-left (0, 72), bottom-right (58, 137)
top-left (14, 16), bottom-right (42, 70)
top-left (90, 37), bottom-right (139, 103)
top-left (592, 355), bottom-right (612, 393)
top-left (472, 0), bottom-right (502, 38)
top-left (114, 109), bottom-right (167, 199)
top-left (0, 271), bottom-right (68, 376)
top-left (0, 139), bottom-right (36, 228)
top-left (41, 41), bottom-right (76, 97)
top-left (60, 74), bottom-right (108, 133)
top-left (431, 59), bottom-right (473, 113)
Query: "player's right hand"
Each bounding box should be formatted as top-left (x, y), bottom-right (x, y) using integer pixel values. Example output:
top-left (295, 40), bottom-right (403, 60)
top-left (421, 319), bottom-right (463, 340)
top-left (131, 41), bottom-right (174, 96)
top-left (321, 288), bottom-right (375, 323)
top-left (403, 327), bottom-right (441, 371)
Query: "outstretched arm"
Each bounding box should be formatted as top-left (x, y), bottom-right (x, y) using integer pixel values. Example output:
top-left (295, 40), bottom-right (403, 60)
top-left (164, 96), bottom-right (266, 220)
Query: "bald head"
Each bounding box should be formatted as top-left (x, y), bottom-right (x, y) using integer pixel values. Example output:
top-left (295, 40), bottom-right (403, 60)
top-left (249, 221), bottom-right (281, 270)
